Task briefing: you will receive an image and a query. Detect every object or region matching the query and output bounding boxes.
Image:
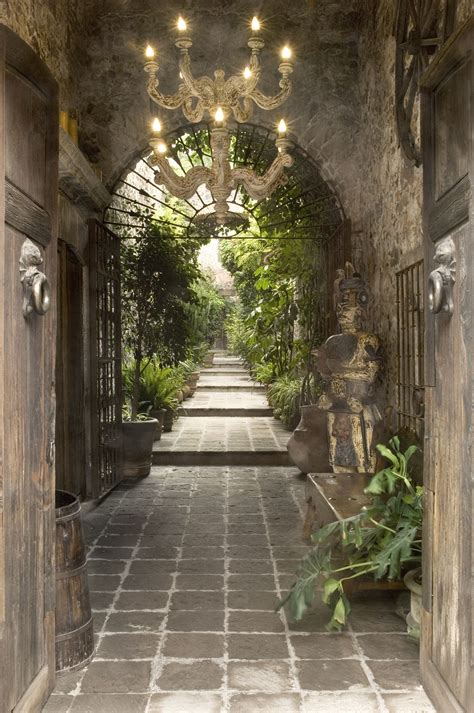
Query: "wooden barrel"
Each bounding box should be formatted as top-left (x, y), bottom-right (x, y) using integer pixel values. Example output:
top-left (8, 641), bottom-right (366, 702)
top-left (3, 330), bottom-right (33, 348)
top-left (55, 490), bottom-right (94, 673)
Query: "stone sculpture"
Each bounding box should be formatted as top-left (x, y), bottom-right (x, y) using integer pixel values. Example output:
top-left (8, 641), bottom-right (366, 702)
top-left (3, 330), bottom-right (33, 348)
top-left (313, 264), bottom-right (383, 473)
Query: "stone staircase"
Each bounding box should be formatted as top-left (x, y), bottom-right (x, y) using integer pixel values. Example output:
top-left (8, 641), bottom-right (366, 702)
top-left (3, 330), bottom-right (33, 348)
top-left (152, 354), bottom-right (290, 466)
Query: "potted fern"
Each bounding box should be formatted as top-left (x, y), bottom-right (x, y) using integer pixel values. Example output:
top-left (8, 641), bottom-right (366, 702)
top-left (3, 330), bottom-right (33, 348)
top-left (280, 437), bottom-right (423, 632)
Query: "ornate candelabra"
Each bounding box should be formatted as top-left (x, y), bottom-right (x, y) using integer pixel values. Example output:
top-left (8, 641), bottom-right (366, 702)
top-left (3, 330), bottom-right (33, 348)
top-left (144, 16), bottom-right (295, 224)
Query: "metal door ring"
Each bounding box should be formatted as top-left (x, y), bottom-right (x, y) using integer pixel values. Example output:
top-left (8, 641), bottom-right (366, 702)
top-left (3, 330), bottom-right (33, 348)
top-left (32, 273), bottom-right (51, 315)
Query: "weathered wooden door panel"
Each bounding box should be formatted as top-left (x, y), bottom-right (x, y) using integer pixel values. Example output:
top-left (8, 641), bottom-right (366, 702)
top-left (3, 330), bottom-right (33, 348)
top-left (0, 26), bottom-right (58, 711)
top-left (420, 16), bottom-right (473, 713)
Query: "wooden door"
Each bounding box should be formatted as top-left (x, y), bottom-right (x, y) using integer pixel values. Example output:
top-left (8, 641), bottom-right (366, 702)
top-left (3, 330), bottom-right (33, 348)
top-left (56, 242), bottom-right (86, 498)
top-left (89, 220), bottom-right (122, 499)
top-left (420, 16), bottom-right (473, 712)
top-left (0, 26), bottom-right (58, 711)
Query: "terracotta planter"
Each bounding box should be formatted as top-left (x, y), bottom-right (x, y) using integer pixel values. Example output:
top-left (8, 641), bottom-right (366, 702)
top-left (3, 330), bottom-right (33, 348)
top-left (187, 371), bottom-right (200, 387)
top-left (404, 568), bottom-right (422, 639)
top-left (122, 419), bottom-right (157, 478)
top-left (287, 404), bottom-right (331, 474)
top-left (182, 384), bottom-right (191, 400)
top-left (163, 409), bottom-right (175, 433)
top-left (176, 389), bottom-right (184, 403)
top-left (149, 408), bottom-right (166, 441)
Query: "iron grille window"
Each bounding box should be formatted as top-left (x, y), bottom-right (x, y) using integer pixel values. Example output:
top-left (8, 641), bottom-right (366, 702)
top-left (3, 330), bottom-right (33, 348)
top-left (396, 259), bottom-right (425, 434)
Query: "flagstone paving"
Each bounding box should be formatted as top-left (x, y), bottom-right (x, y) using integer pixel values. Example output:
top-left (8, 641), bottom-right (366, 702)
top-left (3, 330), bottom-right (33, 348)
top-left (45, 357), bottom-right (434, 712)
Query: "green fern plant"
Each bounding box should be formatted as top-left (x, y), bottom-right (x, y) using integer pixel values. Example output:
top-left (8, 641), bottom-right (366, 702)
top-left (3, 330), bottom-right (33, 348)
top-left (279, 437), bottom-right (423, 630)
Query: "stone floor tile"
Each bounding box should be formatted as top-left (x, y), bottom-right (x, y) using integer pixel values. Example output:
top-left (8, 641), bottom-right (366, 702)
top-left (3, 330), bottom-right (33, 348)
top-left (95, 633), bottom-right (160, 659)
top-left (105, 611), bottom-right (165, 633)
top-left (115, 590), bottom-right (168, 611)
top-left (296, 659), bottom-right (370, 691)
top-left (42, 695), bottom-right (72, 712)
top-left (228, 610), bottom-right (285, 633)
top-left (177, 558), bottom-right (225, 574)
top-left (180, 546), bottom-right (224, 558)
top-left (227, 546), bottom-right (271, 559)
top-left (357, 633), bottom-right (419, 660)
top-left (88, 574), bottom-right (122, 592)
top-left (229, 692), bottom-right (301, 712)
top-left (90, 547), bottom-right (133, 560)
top-left (229, 559), bottom-right (273, 574)
top-left (70, 694), bottom-right (148, 712)
top-left (86, 559), bottom-right (127, 575)
top-left (89, 591), bottom-right (115, 611)
top-left (148, 692), bottom-right (223, 712)
top-left (167, 610), bottom-right (225, 632)
top-left (302, 691), bottom-right (379, 712)
top-left (368, 659), bottom-right (423, 690)
top-left (129, 559), bottom-right (176, 574)
top-left (228, 574), bottom-right (275, 591)
top-left (383, 691), bottom-right (436, 712)
top-left (290, 633), bottom-right (356, 659)
top-left (155, 661), bottom-right (224, 690)
top-left (162, 632), bottom-right (225, 658)
top-left (227, 661), bottom-right (293, 692)
top-left (170, 590), bottom-right (225, 610)
top-left (80, 661), bottom-right (151, 693)
top-left (228, 590), bottom-right (279, 611)
top-left (96, 534), bottom-right (139, 547)
top-left (175, 574), bottom-right (224, 590)
top-left (50, 669), bottom-right (83, 695)
top-left (286, 600), bottom-right (332, 632)
top-left (122, 573), bottom-right (173, 590)
top-left (227, 633), bottom-right (289, 659)
top-left (136, 546), bottom-right (179, 559)
top-left (349, 593), bottom-right (407, 632)
top-left (92, 611), bottom-right (107, 631)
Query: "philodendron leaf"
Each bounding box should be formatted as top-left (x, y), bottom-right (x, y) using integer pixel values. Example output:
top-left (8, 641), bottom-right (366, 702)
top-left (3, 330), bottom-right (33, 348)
top-left (333, 597), bottom-right (347, 625)
top-left (322, 578), bottom-right (340, 604)
top-left (376, 444), bottom-right (399, 466)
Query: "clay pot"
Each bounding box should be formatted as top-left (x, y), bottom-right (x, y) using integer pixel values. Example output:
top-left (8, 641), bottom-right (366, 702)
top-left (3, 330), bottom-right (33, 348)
top-left (176, 389), bottom-right (184, 403)
top-left (404, 568), bottom-right (422, 640)
top-left (182, 384), bottom-right (192, 400)
top-left (287, 404), bottom-right (331, 474)
top-left (122, 419), bottom-right (158, 478)
top-left (187, 371), bottom-right (200, 388)
top-left (149, 408), bottom-right (166, 441)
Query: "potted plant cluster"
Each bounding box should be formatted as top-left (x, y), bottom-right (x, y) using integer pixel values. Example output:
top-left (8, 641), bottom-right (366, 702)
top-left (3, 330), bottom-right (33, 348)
top-left (120, 218), bottom-right (202, 475)
top-left (279, 436), bottom-right (423, 634)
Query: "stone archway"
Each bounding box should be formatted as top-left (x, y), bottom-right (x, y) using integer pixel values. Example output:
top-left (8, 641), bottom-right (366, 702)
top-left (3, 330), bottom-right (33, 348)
top-left (105, 121), bottom-right (345, 244)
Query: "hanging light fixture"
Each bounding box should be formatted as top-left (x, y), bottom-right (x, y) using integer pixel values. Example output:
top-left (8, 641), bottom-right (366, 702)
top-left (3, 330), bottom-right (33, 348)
top-left (144, 16), bottom-right (294, 224)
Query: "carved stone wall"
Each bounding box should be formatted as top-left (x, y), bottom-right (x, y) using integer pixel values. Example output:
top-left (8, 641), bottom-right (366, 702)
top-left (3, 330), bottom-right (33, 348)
top-left (0, 0), bottom-right (88, 105)
top-left (345, 0), bottom-right (471, 412)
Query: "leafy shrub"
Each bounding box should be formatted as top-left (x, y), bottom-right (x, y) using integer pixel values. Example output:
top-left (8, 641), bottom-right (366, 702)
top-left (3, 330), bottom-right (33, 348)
top-left (267, 376), bottom-right (302, 430)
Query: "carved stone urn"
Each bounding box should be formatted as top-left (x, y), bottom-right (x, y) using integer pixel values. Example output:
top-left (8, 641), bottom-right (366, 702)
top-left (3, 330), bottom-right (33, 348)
top-left (287, 404), bottom-right (331, 474)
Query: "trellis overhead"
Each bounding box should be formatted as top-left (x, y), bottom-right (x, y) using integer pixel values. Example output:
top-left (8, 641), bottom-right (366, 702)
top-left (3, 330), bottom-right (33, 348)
top-left (105, 121), bottom-right (344, 241)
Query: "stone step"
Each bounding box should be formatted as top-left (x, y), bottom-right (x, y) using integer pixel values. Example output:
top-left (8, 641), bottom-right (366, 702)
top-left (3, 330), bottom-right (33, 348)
top-left (152, 450), bottom-right (290, 466)
top-left (201, 367), bottom-right (248, 375)
top-left (195, 385), bottom-right (266, 392)
top-left (178, 406), bottom-right (273, 417)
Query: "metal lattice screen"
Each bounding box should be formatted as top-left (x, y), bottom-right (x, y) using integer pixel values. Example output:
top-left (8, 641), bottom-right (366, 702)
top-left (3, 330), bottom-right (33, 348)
top-left (396, 259), bottom-right (425, 435)
top-left (105, 121), bottom-right (344, 242)
top-left (89, 220), bottom-right (123, 498)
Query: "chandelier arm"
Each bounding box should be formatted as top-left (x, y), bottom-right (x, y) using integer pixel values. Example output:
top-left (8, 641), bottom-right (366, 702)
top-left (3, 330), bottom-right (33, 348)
top-left (231, 96), bottom-right (253, 123)
top-left (153, 159), bottom-right (212, 200)
top-left (147, 76), bottom-right (191, 111)
top-left (250, 80), bottom-right (292, 111)
top-left (182, 95), bottom-right (206, 122)
top-left (178, 52), bottom-right (215, 100)
top-left (231, 152), bottom-right (294, 200)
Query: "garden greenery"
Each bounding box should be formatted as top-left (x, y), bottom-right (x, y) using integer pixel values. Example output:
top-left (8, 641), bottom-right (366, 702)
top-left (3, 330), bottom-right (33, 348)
top-left (279, 437), bottom-right (423, 630)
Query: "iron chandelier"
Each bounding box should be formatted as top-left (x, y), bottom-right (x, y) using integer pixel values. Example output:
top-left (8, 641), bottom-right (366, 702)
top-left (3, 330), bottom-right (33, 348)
top-left (143, 15), bottom-right (295, 225)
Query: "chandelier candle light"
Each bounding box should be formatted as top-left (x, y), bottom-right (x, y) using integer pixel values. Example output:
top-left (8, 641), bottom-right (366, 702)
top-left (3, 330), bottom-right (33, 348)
top-left (144, 15), bottom-right (294, 224)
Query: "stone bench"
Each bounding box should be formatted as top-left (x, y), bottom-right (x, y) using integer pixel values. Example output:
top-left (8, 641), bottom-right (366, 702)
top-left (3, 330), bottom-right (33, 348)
top-left (303, 472), bottom-right (405, 594)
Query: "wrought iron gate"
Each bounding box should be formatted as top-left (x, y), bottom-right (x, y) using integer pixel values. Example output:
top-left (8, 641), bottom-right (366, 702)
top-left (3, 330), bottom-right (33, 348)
top-left (89, 220), bottom-right (122, 498)
top-left (396, 259), bottom-right (425, 435)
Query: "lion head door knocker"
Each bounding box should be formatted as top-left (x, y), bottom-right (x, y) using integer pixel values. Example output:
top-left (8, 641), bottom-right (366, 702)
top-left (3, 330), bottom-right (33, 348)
top-left (19, 238), bottom-right (51, 318)
top-left (427, 237), bottom-right (456, 315)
